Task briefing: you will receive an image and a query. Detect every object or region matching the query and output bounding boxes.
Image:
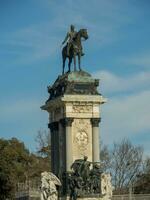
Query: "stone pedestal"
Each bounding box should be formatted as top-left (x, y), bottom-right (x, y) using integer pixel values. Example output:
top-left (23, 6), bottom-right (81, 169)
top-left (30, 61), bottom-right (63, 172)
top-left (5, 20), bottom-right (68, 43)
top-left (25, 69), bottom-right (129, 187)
top-left (41, 71), bottom-right (107, 197)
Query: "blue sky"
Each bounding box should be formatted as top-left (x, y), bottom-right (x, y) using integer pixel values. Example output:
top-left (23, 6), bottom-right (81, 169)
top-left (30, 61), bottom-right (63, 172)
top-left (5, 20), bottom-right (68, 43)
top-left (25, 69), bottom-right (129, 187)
top-left (0, 0), bottom-right (150, 155)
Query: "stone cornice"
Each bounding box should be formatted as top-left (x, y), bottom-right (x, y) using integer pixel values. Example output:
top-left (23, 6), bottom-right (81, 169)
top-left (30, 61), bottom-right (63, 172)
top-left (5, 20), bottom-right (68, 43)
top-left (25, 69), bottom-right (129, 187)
top-left (62, 95), bottom-right (107, 104)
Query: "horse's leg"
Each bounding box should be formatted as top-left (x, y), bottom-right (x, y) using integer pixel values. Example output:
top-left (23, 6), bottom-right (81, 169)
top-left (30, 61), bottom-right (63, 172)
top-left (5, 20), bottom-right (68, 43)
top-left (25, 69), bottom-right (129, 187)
top-left (74, 54), bottom-right (76, 71)
top-left (62, 49), bottom-right (66, 75)
top-left (62, 57), bottom-right (66, 75)
top-left (78, 54), bottom-right (81, 71)
top-left (68, 56), bottom-right (72, 72)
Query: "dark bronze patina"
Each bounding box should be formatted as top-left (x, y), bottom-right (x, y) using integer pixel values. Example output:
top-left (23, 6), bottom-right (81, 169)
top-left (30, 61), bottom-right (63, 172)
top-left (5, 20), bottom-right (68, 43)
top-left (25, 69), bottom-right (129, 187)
top-left (62, 25), bottom-right (88, 74)
top-left (46, 71), bottom-right (100, 103)
top-left (67, 156), bottom-right (102, 199)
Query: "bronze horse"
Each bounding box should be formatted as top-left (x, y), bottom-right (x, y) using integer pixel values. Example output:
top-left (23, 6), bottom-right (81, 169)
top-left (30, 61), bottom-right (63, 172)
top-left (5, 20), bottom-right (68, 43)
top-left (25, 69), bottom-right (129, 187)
top-left (62, 29), bottom-right (88, 74)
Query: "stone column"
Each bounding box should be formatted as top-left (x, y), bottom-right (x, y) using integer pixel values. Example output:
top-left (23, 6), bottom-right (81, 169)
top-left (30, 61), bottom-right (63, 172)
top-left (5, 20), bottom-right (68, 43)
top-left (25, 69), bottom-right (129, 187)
top-left (60, 118), bottom-right (74, 172)
top-left (48, 122), bottom-right (59, 174)
top-left (91, 118), bottom-right (101, 162)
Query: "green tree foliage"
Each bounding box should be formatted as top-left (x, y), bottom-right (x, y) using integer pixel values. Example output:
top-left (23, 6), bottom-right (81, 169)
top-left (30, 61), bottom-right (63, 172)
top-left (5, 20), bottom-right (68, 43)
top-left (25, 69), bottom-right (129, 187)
top-left (0, 137), bottom-right (50, 199)
top-left (0, 167), bottom-right (14, 200)
top-left (0, 138), bottom-right (30, 199)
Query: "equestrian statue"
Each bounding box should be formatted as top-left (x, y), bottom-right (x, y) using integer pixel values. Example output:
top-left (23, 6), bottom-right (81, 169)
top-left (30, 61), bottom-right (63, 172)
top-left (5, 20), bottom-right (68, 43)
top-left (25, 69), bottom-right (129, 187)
top-left (61, 25), bottom-right (88, 74)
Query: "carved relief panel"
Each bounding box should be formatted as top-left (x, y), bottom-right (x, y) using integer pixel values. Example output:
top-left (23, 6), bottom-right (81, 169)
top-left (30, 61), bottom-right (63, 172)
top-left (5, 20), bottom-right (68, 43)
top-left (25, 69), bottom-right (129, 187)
top-left (72, 118), bottom-right (92, 161)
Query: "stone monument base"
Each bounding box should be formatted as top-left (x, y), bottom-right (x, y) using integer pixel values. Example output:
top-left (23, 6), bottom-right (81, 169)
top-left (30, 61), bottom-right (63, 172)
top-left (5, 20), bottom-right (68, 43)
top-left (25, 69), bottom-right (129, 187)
top-left (60, 195), bottom-right (111, 200)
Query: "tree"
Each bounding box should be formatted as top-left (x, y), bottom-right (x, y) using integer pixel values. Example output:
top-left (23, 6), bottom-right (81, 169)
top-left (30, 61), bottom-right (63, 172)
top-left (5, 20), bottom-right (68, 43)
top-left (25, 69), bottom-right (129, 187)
top-left (35, 129), bottom-right (51, 169)
top-left (0, 137), bottom-right (50, 199)
top-left (0, 170), bottom-right (14, 200)
top-left (110, 138), bottom-right (143, 194)
top-left (143, 157), bottom-right (150, 174)
top-left (0, 138), bottom-right (30, 199)
top-left (134, 157), bottom-right (150, 194)
top-left (100, 143), bottom-right (111, 172)
top-left (35, 129), bottom-right (50, 157)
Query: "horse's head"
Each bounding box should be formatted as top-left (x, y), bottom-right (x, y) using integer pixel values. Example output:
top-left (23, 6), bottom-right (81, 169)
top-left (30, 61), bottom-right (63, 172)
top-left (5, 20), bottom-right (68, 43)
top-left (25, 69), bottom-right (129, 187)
top-left (79, 28), bottom-right (88, 40)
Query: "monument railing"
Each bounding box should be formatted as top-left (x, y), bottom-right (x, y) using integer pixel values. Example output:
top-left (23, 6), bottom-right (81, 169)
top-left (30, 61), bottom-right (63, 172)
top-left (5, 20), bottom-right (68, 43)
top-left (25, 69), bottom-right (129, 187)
top-left (112, 194), bottom-right (150, 200)
top-left (15, 181), bottom-right (150, 200)
top-left (15, 180), bottom-right (41, 199)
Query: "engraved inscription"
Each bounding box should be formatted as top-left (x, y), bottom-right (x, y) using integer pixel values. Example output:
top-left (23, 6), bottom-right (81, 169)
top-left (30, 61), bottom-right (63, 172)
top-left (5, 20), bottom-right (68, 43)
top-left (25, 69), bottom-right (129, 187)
top-left (72, 105), bottom-right (92, 113)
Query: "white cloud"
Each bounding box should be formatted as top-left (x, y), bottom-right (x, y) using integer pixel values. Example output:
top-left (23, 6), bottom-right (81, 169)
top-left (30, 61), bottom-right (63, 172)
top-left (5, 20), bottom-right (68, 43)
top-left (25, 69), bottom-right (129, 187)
top-left (101, 90), bottom-right (150, 145)
top-left (92, 70), bottom-right (150, 155)
top-left (124, 53), bottom-right (150, 68)
top-left (93, 70), bottom-right (150, 95)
